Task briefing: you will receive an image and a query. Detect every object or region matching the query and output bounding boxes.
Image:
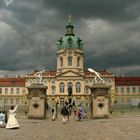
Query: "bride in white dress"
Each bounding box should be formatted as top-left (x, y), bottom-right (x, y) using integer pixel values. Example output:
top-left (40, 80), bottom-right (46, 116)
top-left (6, 104), bottom-right (20, 129)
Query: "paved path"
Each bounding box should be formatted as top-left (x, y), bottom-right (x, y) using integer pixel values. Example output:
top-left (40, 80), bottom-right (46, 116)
top-left (0, 115), bottom-right (140, 140)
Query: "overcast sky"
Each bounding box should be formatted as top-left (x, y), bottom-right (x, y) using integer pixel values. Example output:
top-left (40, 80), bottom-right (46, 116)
top-left (0, 0), bottom-right (140, 77)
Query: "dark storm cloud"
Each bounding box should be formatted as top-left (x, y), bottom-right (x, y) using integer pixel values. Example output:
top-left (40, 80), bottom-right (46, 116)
top-left (44, 0), bottom-right (140, 22)
top-left (0, 0), bottom-right (58, 72)
top-left (0, 0), bottom-right (140, 76)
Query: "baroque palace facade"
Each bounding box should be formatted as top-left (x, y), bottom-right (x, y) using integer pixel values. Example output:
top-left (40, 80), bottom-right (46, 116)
top-left (0, 18), bottom-right (140, 108)
top-left (25, 18), bottom-right (115, 107)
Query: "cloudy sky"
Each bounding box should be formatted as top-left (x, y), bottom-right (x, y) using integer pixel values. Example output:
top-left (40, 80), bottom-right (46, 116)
top-left (0, 0), bottom-right (140, 77)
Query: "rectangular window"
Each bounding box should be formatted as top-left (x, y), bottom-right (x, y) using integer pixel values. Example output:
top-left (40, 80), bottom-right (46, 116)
top-left (121, 87), bottom-right (124, 93)
top-left (127, 87), bottom-right (130, 93)
top-left (0, 88), bottom-right (2, 94)
top-left (11, 88), bottom-right (14, 94)
top-left (16, 88), bottom-right (20, 94)
top-left (132, 87), bottom-right (136, 93)
top-left (139, 87), bottom-right (140, 93)
top-left (5, 88), bottom-right (8, 94)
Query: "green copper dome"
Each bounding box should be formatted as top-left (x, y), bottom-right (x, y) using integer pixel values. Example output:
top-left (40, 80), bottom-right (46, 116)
top-left (57, 17), bottom-right (83, 50)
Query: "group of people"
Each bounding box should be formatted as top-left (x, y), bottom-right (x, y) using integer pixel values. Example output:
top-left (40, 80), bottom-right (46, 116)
top-left (50, 102), bottom-right (86, 124)
top-left (0, 103), bottom-right (87, 128)
top-left (0, 104), bottom-right (20, 129)
top-left (60, 102), bottom-right (86, 124)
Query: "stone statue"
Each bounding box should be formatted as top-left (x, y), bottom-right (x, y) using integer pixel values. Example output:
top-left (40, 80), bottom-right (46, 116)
top-left (88, 68), bottom-right (105, 84)
top-left (68, 86), bottom-right (72, 96)
top-left (68, 86), bottom-right (72, 104)
top-left (34, 70), bottom-right (45, 84)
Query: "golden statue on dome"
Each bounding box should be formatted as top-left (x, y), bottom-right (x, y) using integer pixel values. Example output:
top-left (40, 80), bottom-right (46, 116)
top-left (68, 15), bottom-right (72, 24)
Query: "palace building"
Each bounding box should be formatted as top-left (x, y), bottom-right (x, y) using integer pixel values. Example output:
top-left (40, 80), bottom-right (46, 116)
top-left (0, 78), bottom-right (26, 109)
top-left (25, 17), bottom-right (115, 107)
top-left (115, 77), bottom-right (140, 106)
top-left (0, 18), bottom-right (140, 109)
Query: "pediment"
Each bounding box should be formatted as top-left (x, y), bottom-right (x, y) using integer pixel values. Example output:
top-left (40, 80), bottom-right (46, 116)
top-left (57, 70), bottom-right (84, 77)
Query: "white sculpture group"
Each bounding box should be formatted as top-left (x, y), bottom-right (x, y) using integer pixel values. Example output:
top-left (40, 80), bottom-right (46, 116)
top-left (88, 68), bottom-right (105, 84)
top-left (34, 70), bottom-right (45, 84)
top-left (33, 68), bottom-right (103, 84)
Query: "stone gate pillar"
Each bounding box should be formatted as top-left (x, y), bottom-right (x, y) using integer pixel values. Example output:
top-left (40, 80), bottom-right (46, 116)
top-left (89, 83), bottom-right (111, 119)
top-left (27, 83), bottom-right (47, 119)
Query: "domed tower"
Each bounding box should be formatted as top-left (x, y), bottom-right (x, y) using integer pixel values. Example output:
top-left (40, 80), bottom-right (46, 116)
top-left (56, 16), bottom-right (84, 75)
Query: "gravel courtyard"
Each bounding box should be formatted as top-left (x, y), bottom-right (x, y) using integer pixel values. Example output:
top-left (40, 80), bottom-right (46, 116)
top-left (0, 115), bottom-right (140, 140)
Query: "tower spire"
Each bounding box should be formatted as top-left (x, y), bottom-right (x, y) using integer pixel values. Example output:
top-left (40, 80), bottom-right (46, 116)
top-left (65, 15), bottom-right (74, 36)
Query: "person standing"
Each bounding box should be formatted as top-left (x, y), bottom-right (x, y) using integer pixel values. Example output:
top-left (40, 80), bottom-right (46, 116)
top-left (0, 112), bottom-right (6, 127)
top-left (76, 105), bottom-right (83, 121)
top-left (6, 104), bottom-right (20, 129)
top-left (51, 106), bottom-right (56, 121)
top-left (61, 105), bottom-right (69, 124)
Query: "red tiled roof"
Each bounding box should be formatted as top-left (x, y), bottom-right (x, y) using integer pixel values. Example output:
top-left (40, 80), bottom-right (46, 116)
top-left (84, 71), bottom-right (93, 76)
top-left (46, 71), bottom-right (56, 76)
top-left (115, 77), bottom-right (140, 86)
top-left (84, 69), bottom-right (112, 76)
top-left (27, 69), bottom-right (111, 77)
top-left (26, 69), bottom-right (39, 76)
top-left (98, 70), bottom-right (112, 75)
top-left (27, 70), bottom-right (56, 76)
top-left (0, 78), bottom-right (25, 87)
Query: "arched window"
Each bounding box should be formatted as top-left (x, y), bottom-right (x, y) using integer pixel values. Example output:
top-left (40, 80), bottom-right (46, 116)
top-left (68, 56), bottom-right (72, 66)
top-left (77, 57), bottom-right (80, 67)
top-left (68, 82), bottom-right (73, 88)
top-left (60, 57), bottom-right (63, 67)
top-left (84, 86), bottom-right (88, 94)
top-left (76, 82), bottom-right (81, 93)
top-left (60, 83), bottom-right (65, 93)
top-left (51, 86), bottom-right (55, 95)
